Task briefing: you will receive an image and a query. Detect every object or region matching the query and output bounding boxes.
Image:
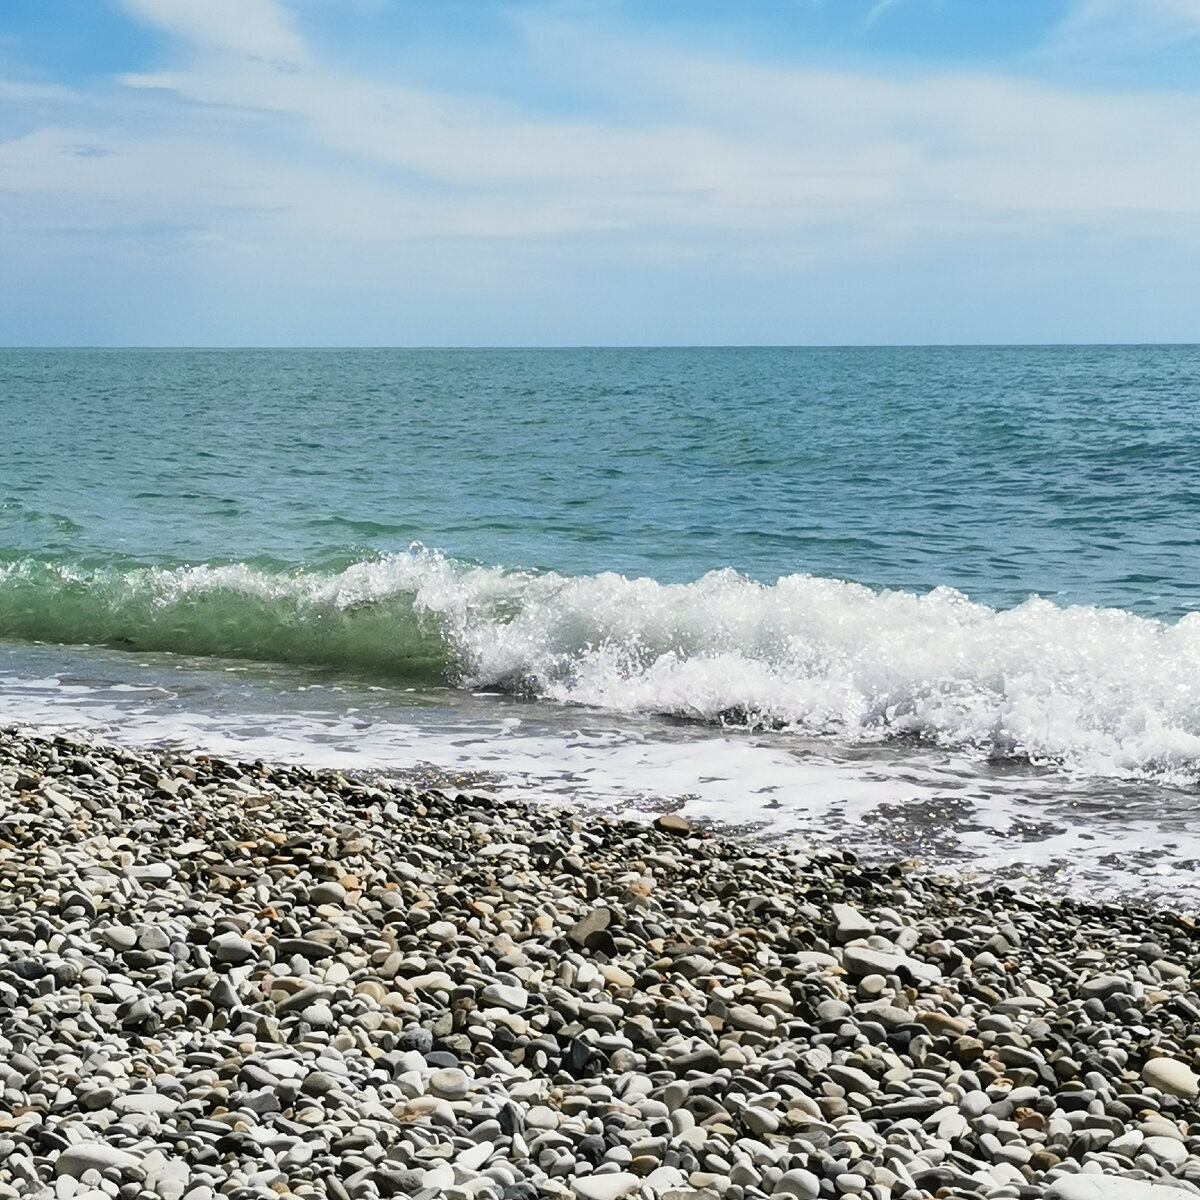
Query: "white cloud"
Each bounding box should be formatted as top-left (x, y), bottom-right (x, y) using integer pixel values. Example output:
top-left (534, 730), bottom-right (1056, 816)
top-left (4, 0), bottom-right (1200, 267)
top-left (117, 0), bottom-right (308, 65)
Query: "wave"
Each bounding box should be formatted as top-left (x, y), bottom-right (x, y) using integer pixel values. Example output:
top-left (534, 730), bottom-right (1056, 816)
top-left (0, 557), bottom-right (450, 681)
top-left (4, 548), bottom-right (1200, 784)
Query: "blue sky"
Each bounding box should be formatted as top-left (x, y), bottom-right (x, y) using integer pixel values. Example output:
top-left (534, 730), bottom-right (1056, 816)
top-left (3, 0), bottom-right (1200, 345)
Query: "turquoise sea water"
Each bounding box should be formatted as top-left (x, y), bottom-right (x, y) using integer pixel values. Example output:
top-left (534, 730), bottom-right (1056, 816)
top-left (4, 346), bottom-right (1200, 897)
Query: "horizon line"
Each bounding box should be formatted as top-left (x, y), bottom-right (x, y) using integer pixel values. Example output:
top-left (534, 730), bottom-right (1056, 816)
top-left (2, 342), bottom-right (1199, 352)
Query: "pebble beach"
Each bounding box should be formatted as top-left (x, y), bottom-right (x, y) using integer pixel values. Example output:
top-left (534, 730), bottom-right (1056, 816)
top-left (3, 727), bottom-right (1200, 1200)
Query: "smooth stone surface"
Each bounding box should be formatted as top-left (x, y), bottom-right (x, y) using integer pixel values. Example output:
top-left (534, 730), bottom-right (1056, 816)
top-left (841, 945), bottom-right (941, 983)
top-left (54, 1146), bottom-right (142, 1178)
top-left (570, 1173), bottom-right (642, 1200)
top-left (481, 983), bottom-right (529, 1012)
top-left (1141, 1057), bottom-right (1200, 1098)
top-left (774, 1168), bottom-right (821, 1199)
top-left (1047, 1178), bottom-right (1196, 1199)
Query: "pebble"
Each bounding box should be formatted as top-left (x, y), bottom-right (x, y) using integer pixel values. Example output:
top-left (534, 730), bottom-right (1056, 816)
top-left (571, 1174), bottom-right (642, 1200)
top-left (1142, 1057), bottom-right (1200, 1097)
top-left (1047, 1178), bottom-right (1197, 1199)
top-left (54, 1146), bottom-right (141, 1178)
top-left (775, 1168), bottom-right (821, 1198)
top-left (211, 930), bottom-right (257, 965)
top-left (100, 925), bottom-right (137, 951)
top-left (431, 1068), bottom-right (471, 1099)
top-left (481, 983), bottom-right (529, 1012)
top-left (2, 728), bottom-right (1200, 1200)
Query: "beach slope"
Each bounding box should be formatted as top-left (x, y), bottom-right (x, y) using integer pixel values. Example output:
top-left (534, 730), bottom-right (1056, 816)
top-left (1, 729), bottom-right (1199, 1199)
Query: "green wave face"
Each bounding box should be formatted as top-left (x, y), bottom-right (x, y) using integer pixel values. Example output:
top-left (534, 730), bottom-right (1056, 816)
top-left (0, 558), bottom-right (453, 683)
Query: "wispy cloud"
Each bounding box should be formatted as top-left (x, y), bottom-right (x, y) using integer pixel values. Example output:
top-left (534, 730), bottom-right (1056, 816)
top-left (1044, 0), bottom-right (1200, 58)
top-left (4, 0), bottom-right (1200, 342)
top-left (117, 0), bottom-right (308, 65)
top-left (864, 0), bottom-right (906, 29)
top-left (82, 2), bottom-right (1200, 245)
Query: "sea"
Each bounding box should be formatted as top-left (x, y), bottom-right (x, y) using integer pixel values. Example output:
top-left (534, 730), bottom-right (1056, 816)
top-left (3, 345), bottom-right (1200, 903)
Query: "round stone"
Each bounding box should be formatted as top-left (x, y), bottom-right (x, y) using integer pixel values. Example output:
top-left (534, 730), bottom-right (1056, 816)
top-left (308, 881), bottom-right (347, 906)
top-left (101, 926), bottom-right (137, 951)
top-left (430, 1068), bottom-right (470, 1099)
top-left (1141, 1057), bottom-right (1200, 1098)
top-left (775, 1168), bottom-right (821, 1199)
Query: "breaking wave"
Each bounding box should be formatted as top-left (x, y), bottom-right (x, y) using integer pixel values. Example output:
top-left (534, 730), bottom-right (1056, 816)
top-left (4, 547), bottom-right (1200, 785)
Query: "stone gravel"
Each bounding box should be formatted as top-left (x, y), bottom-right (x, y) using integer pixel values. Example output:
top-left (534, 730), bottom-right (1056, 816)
top-left (2, 727), bottom-right (1200, 1200)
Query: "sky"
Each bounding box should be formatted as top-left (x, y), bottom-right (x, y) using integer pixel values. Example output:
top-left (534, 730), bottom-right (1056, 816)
top-left (2, 0), bottom-right (1200, 345)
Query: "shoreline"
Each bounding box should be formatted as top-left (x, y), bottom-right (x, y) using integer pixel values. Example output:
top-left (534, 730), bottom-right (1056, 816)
top-left (2, 727), bottom-right (1200, 1199)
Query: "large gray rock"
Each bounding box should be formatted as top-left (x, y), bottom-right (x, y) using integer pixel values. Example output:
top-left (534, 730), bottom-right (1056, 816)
top-left (55, 1145), bottom-right (142, 1178)
top-left (841, 945), bottom-right (941, 983)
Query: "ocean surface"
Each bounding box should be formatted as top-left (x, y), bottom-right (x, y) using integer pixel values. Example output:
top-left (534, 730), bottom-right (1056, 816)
top-left (4, 345), bottom-right (1200, 902)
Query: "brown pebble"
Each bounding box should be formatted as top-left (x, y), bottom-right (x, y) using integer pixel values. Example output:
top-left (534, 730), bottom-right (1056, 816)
top-left (653, 814), bottom-right (690, 836)
top-left (1029, 1149), bottom-right (1061, 1172)
top-left (916, 1011), bottom-right (968, 1037)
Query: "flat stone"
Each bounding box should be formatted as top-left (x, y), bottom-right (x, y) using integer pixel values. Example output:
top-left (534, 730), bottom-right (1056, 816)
top-left (643, 1167), bottom-right (686, 1192)
top-left (741, 1107), bottom-right (780, 1137)
top-left (828, 1064), bottom-right (874, 1094)
top-left (1079, 974), bottom-right (1133, 1000)
top-left (273, 937), bottom-right (335, 962)
top-left (480, 983), bottom-right (529, 1012)
top-left (113, 1093), bottom-right (178, 1115)
top-left (455, 1141), bottom-right (493, 1173)
top-left (571, 1173), bottom-right (641, 1200)
top-left (831, 903), bottom-right (874, 941)
top-left (55, 1146), bottom-right (141, 1178)
top-left (308, 881), bottom-right (347, 906)
top-left (568, 907), bottom-right (611, 946)
top-left (138, 925), bottom-right (171, 952)
top-left (1047, 1178), bottom-right (1196, 1199)
top-left (599, 965), bottom-right (636, 988)
top-left (916, 1010), bottom-right (968, 1037)
top-left (153, 1160), bottom-right (190, 1200)
top-left (128, 863), bottom-right (172, 883)
top-left (1143, 1135), bottom-right (1189, 1164)
top-left (653, 814), bottom-right (690, 836)
top-left (841, 945), bottom-right (941, 983)
top-left (101, 925), bottom-right (137, 951)
top-left (211, 931), bottom-right (257, 965)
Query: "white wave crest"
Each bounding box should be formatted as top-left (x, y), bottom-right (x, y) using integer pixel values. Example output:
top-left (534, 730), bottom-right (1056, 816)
top-left (392, 551), bottom-right (1200, 784)
top-left (7, 547), bottom-right (1200, 785)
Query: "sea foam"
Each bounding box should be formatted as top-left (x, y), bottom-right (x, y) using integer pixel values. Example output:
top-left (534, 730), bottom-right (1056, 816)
top-left (4, 548), bottom-right (1200, 785)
